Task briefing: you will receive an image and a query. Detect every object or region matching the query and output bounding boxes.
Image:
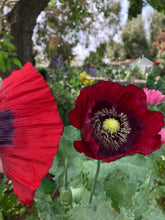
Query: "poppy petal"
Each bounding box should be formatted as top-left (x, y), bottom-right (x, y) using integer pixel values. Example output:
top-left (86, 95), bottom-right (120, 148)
top-left (0, 62), bottom-right (63, 205)
top-left (69, 81), bottom-right (124, 129)
top-left (74, 140), bottom-right (99, 160)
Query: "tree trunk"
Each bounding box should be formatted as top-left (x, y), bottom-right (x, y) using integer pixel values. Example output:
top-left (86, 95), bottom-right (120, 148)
top-left (6, 0), bottom-right (49, 67)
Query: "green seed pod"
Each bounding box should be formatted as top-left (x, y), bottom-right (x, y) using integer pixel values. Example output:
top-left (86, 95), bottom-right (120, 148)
top-left (60, 188), bottom-right (72, 206)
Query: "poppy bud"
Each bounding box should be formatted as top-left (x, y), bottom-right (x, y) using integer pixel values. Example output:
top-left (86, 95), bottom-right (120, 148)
top-left (60, 188), bottom-right (72, 206)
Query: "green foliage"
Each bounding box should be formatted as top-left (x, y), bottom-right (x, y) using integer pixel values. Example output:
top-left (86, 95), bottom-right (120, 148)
top-left (146, 0), bottom-right (165, 13)
top-left (149, 10), bottom-right (165, 73)
top-left (49, 126), bottom-right (84, 186)
top-left (0, 32), bottom-right (22, 73)
top-left (106, 39), bottom-right (125, 61)
top-left (36, 125), bottom-right (165, 219)
top-left (47, 126), bottom-right (165, 219)
top-left (40, 177), bottom-right (57, 195)
top-left (145, 68), bottom-right (165, 94)
top-left (128, 0), bottom-right (143, 20)
top-left (35, 187), bottom-right (66, 220)
top-left (149, 10), bottom-right (165, 43)
top-left (84, 43), bottom-right (106, 66)
top-left (68, 198), bottom-right (118, 220)
top-left (0, 176), bottom-right (37, 219)
top-left (104, 155), bottom-right (152, 211)
top-left (129, 0), bottom-right (165, 13)
top-left (129, 65), bottom-right (143, 79)
top-left (35, 66), bottom-right (48, 80)
top-left (48, 81), bottom-right (78, 126)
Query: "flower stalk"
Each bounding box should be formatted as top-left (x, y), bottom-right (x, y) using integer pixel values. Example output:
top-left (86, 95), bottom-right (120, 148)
top-left (60, 157), bottom-right (72, 206)
top-left (64, 157), bottom-right (68, 190)
top-left (88, 159), bottom-right (101, 204)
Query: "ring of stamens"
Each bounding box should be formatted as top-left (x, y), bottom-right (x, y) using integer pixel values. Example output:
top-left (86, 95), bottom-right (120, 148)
top-left (91, 107), bottom-right (131, 151)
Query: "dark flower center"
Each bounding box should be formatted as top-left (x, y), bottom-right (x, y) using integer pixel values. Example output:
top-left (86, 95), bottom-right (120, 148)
top-left (0, 110), bottom-right (15, 146)
top-left (91, 106), bottom-right (131, 155)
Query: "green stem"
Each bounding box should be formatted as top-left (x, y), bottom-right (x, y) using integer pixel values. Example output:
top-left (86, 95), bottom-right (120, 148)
top-left (64, 158), bottom-right (68, 190)
top-left (88, 159), bottom-right (101, 204)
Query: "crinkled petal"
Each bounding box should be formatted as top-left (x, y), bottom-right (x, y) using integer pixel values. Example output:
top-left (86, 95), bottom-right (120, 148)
top-left (117, 91), bottom-right (147, 116)
top-left (125, 84), bottom-right (146, 102)
top-left (140, 110), bottom-right (164, 135)
top-left (126, 134), bottom-right (162, 155)
top-left (69, 81), bottom-right (124, 129)
top-left (0, 62), bottom-right (63, 205)
top-left (117, 92), bottom-right (164, 134)
top-left (101, 134), bottom-right (161, 162)
top-left (74, 140), bottom-right (99, 160)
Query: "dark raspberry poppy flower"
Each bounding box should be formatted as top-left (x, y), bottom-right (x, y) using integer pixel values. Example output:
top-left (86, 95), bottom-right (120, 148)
top-left (0, 62), bottom-right (63, 205)
top-left (69, 81), bottom-right (164, 162)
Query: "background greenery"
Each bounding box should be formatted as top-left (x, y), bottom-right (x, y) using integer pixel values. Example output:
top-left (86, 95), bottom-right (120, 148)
top-left (0, 56), bottom-right (165, 219)
top-left (1, 0), bottom-right (165, 219)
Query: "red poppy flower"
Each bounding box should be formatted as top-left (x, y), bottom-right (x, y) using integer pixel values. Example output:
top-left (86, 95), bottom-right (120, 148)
top-left (154, 61), bottom-right (160, 65)
top-left (69, 81), bottom-right (164, 162)
top-left (0, 62), bottom-right (63, 205)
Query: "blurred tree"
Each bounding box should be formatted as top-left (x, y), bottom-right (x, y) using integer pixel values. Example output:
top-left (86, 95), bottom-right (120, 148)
top-left (106, 39), bottom-right (125, 61)
top-left (128, 0), bottom-right (143, 20)
top-left (84, 43), bottom-right (106, 66)
top-left (129, 0), bottom-right (165, 14)
top-left (121, 14), bottom-right (148, 59)
top-left (146, 0), bottom-right (165, 13)
top-left (36, 0), bottom-right (121, 65)
top-left (149, 10), bottom-right (165, 74)
top-left (150, 10), bottom-right (165, 44)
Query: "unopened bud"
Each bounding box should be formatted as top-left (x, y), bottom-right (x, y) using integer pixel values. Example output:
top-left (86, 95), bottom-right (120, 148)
top-left (60, 188), bottom-right (72, 206)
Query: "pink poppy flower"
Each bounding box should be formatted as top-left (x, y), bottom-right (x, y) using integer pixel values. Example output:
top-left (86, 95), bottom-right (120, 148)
top-left (143, 88), bottom-right (165, 106)
top-left (159, 129), bottom-right (165, 144)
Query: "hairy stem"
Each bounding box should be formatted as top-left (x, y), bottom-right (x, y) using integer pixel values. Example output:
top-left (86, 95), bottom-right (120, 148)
top-left (88, 159), bottom-right (101, 204)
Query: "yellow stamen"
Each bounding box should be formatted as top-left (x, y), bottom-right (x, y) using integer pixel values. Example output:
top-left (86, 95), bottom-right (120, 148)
top-left (103, 118), bottom-right (120, 134)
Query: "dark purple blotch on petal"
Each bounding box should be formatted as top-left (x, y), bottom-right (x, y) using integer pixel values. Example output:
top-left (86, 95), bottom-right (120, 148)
top-left (0, 110), bottom-right (15, 146)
